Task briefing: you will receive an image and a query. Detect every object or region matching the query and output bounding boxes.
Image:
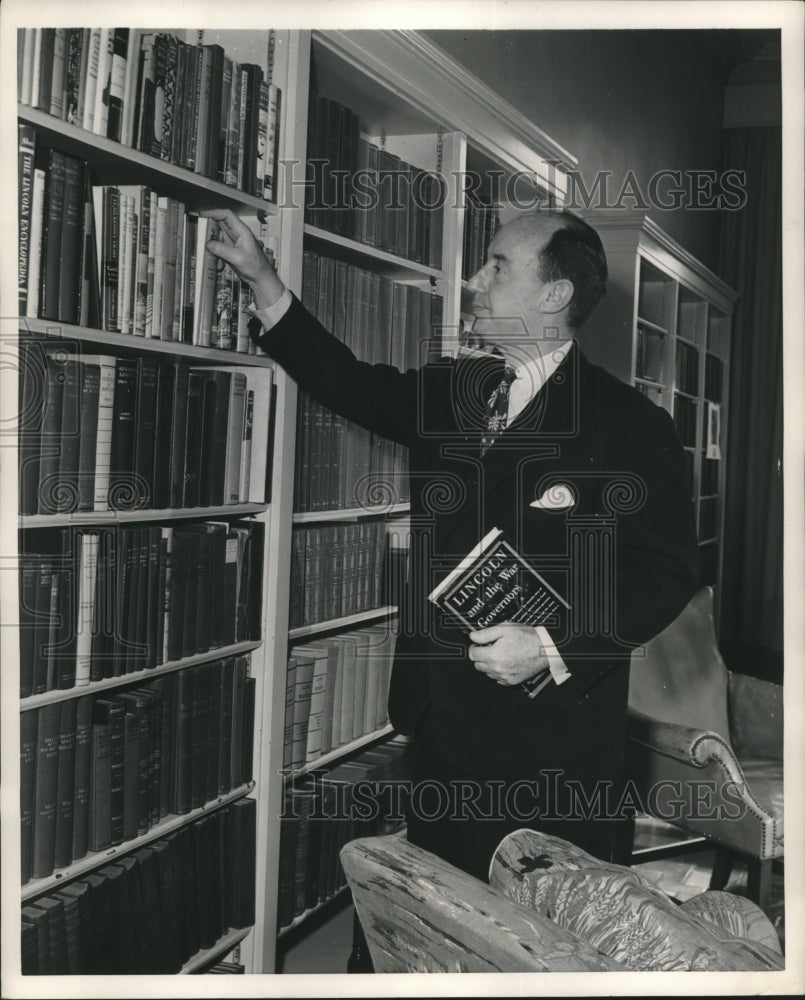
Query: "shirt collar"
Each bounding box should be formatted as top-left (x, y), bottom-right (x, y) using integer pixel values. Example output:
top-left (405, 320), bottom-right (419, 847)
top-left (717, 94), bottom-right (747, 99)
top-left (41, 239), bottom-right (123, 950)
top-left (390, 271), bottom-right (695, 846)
top-left (510, 339), bottom-right (574, 395)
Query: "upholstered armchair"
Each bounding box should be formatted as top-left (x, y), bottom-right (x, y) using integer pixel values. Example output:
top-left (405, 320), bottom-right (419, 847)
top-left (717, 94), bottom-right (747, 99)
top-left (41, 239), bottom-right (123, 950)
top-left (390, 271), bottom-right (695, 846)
top-left (627, 587), bottom-right (783, 913)
top-left (341, 830), bottom-right (783, 973)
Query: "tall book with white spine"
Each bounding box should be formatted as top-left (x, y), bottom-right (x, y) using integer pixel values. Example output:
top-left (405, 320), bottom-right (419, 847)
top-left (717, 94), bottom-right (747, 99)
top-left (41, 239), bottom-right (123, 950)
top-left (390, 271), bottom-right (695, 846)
top-left (74, 532), bottom-right (99, 687)
top-left (71, 355), bottom-right (117, 512)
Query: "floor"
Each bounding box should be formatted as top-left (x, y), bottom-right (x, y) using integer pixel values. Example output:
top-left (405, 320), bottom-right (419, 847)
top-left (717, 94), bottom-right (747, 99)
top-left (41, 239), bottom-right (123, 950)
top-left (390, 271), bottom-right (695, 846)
top-left (276, 817), bottom-right (785, 973)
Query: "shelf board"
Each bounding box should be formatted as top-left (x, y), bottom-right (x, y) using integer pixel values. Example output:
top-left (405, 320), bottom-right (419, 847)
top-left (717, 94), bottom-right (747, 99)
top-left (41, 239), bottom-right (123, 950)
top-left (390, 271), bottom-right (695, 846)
top-left (634, 376), bottom-right (666, 389)
top-left (304, 224), bottom-right (444, 280)
top-left (181, 927), bottom-right (251, 973)
top-left (636, 316), bottom-right (670, 336)
top-left (20, 316), bottom-right (275, 367)
top-left (20, 502), bottom-right (268, 529)
top-left (285, 724), bottom-right (395, 779)
top-left (20, 641), bottom-right (263, 711)
top-left (277, 885), bottom-right (351, 939)
top-left (19, 105), bottom-right (280, 217)
top-left (21, 784), bottom-right (254, 901)
top-left (698, 537), bottom-right (718, 546)
top-left (293, 503), bottom-right (410, 523)
top-left (289, 607), bottom-right (398, 639)
top-left (673, 388), bottom-right (699, 401)
top-left (675, 333), bottom-right (701, 349)
top-left (699, 493), bottom-right (719, 501)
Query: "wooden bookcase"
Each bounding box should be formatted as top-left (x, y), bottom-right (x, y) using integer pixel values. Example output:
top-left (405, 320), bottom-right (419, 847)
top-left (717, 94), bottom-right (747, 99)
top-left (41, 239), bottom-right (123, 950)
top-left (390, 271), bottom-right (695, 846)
top-left (574, 211), bottom-right (737, 610)
top-left (9, 27), bottom-right (579, 979)
top-left (11, 26), bottom-right (285, 979)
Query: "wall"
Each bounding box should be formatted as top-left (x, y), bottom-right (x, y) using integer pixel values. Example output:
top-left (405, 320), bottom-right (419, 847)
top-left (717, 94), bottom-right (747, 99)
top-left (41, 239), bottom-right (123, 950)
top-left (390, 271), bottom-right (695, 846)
top-left (425, 30), bottom-right (728, 272)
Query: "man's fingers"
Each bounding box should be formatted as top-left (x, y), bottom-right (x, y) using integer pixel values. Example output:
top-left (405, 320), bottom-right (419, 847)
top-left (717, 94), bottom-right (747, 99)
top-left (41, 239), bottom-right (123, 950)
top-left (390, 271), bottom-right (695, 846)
top-left (205, 239), bottom-right (240, 267)
top-left (201, 208), bottom-right (249, 242)
top-left (468, 625), bottom-right (506, 644)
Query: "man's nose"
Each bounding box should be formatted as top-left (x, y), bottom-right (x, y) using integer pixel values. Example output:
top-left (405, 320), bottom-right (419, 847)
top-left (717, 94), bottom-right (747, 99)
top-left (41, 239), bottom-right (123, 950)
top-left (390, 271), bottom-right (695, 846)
top-left (467, 263), bottom-right (490, 293)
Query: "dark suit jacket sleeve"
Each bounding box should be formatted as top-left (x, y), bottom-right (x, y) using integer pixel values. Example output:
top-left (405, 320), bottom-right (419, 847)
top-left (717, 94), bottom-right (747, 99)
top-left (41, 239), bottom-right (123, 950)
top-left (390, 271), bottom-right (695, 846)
top-left (251, 294), bottom-right (419, 447)
top-left (558, 394), bottom-right (700, 692)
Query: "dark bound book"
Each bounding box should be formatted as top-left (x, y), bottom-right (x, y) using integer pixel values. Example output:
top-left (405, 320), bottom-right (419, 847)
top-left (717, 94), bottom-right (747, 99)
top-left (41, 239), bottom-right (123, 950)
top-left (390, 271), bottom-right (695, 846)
top-left (39, 148), bottom-right (66, 320)
top-left (20, 710), bottom-right (38, 884)
top-left (31, 702), bottom-right (61, 880)
top-left (76, 361), bottom-right (101, 511)
top-left (55, 882), bottom-right (94, 972)
top-left (133, 358), bottom-right (159, 508)
top-left (59, 155), bottom-right (84, 323)
top-left (428, 526), bottom-right (572, 698)
top-left (108, 357), bottom-right (138, 510)
top-left (53, 699), bottom-right (78, 870)
top-left (71, 695), bottom-right (93, 861)
top-left (231, 797), bottom-right (257, 928)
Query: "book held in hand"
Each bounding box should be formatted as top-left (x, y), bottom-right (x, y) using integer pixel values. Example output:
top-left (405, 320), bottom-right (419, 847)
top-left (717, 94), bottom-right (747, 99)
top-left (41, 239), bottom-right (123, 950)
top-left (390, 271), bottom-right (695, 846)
top-left (428, 527), bottom-right (571, 697)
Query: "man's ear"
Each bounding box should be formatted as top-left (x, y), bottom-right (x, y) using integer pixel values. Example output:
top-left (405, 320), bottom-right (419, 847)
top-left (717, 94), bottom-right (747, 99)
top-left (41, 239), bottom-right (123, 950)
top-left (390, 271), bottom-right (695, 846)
top-left (540, 278), bottom-right (574, 315)
top-left (540, 278), bottom-right (575, 313)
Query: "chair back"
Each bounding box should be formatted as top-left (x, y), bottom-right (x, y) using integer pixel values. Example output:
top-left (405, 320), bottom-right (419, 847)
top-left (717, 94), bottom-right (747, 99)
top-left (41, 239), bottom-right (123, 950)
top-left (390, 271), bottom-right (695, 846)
top-left (628, 587), bottom-right (731, 743)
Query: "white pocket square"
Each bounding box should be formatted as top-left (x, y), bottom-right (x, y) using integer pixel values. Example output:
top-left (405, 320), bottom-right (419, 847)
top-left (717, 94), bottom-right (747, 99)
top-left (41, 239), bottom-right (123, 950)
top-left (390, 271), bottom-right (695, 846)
top-left (530, 483), bottom-right (576, 510)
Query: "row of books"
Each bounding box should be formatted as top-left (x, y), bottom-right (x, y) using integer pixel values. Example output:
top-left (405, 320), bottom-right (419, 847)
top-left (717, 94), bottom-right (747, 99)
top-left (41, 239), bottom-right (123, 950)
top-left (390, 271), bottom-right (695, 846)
top-left (17, 28), bottom-right (280, 200)
top-left (284, 625), bottom-right (398, 770)
top-left (278, 738), bottom-right (410, 928)
top-left (289, 521), bottom-right (390, 628)
top-left (461, 194), bottom-right (499, 281)
top-left (295, 250), bottom-right (443, 512)
top-left (21, 797), bottom-right (256, 974)
top-left (295, 392), bottom-right (410, 513)
top-left (18, 346), bottom-right (272, 515)
top-left (701, 456), bottom-right (719, 496)
top-left (704, 352), bottom-right (724, 403)
top-left (673, 392), bottom-right (698, 449)
top-left (675, 340), bottom-right (700, 397)
top-left (305, 93), bottom-right (444, 267)
top-left (635, 325), bottom-right (666, 384)
top-left (19, 520), bottom-right (264, 696)
top-left (18, 127), bottom-right (278, 343)
top-left (21, 659), bottom-right (254, 884)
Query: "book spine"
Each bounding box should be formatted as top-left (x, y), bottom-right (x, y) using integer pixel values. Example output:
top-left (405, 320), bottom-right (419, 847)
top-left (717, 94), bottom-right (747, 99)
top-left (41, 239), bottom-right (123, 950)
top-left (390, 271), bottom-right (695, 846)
top-left (20, 710), bottom-right (38, 884)
top-left (40, 149), bottom-right (66, 320)
top-left (31, 702), bottom-right (61, 879)
top-left (106, 28), bottom-right (129, 142)
top-left (53, 699), bottom-right (78, 870)
top-left (71, 695), bottom-right (93, 861)
top-left (81, 29), bottom-right (102, 131)
top-left (49, 29), bottom-right (68, 118)
top-left (26, 168), bottom-right (46, 318)
top-left (74, 533), bottom-right (99, 686)
top-left (18, 124), bottom-right (35, 314)
top-left (90, 358), bottom-right (116, 512)
top-left (92, 29), bottom-right (113, 138)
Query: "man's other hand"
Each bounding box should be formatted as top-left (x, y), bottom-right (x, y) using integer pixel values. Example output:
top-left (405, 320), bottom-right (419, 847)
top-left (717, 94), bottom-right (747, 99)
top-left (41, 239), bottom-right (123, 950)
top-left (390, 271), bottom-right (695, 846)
top-left (467, 624), bottom-right (550, 686)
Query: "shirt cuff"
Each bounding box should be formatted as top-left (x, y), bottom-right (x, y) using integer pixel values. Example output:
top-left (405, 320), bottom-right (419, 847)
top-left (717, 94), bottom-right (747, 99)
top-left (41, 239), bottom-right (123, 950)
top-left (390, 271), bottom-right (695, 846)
top-left (535, 626), bottom-right (572, 686)
top-left (247, 286), bottom-right (293, 331)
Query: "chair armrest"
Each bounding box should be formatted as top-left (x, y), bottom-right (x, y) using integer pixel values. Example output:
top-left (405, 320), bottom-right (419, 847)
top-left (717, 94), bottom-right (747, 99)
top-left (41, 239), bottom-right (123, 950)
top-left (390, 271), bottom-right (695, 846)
top-left (728, 672), bottom-right (784, 761)
top-left (627, 709), bottom-right (746, 785)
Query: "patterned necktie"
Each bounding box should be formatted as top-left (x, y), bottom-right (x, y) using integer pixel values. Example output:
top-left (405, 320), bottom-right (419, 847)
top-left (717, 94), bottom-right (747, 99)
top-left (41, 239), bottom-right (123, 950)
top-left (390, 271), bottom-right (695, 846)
top-left (479, 362), bottom-right (517, 456)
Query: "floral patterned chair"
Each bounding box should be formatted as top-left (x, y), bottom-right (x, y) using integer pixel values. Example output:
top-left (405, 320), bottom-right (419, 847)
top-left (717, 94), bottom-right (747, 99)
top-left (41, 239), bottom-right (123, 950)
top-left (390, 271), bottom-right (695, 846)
top-left (341, 829), bottom-right (782, 973)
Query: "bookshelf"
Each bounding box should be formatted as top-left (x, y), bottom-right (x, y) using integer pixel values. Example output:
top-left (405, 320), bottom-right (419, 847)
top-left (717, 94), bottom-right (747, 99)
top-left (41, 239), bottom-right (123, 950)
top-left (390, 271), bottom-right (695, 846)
top-left (11, 26), bottom-right (579, 978)
top-left (574, 211), bottom-right (737, 609)
top-left (13, 25), bottom-right (283, 978)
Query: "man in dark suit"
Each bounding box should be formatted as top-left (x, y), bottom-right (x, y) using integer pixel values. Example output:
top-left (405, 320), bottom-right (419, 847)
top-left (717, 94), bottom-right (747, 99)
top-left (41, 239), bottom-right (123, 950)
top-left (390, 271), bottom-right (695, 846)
top-left (207, 208), bottom-right (699, 880)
